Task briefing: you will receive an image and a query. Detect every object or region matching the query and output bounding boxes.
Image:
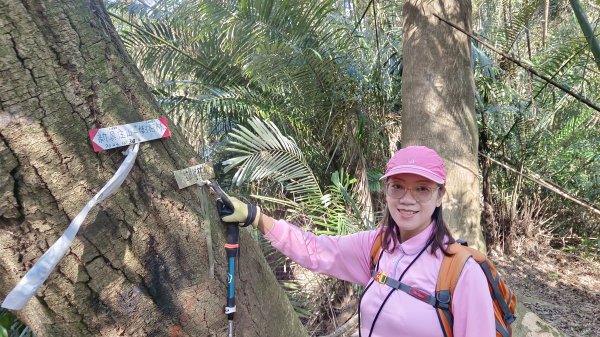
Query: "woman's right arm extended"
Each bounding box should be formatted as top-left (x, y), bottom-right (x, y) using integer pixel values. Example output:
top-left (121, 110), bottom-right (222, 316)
top-left (218, 196), bottom-right (378, 285)
top-left (257, 214), bottom-right (377, 286)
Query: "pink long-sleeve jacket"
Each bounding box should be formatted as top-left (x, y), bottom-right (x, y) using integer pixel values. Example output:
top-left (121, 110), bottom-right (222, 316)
top-left (264, 220), bottom-right (495, 337)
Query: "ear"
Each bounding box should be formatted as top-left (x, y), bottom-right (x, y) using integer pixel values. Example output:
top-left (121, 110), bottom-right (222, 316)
top-left (435, 186), bottom-right (445, 207)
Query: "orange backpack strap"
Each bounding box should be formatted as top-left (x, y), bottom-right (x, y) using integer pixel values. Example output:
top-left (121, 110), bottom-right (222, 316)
top-left (437, 243), bottom-right (474, 291)
top-left (369, 231), bottom-right (385, 273)
top-left (436, 243), bottom-right (512, 337)
top-left (435, 243), bottom-right (473, 337)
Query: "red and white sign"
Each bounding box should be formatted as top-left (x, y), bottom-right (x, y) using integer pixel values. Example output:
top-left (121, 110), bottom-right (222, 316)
top-left (88, 117), bottom-right (171, 152)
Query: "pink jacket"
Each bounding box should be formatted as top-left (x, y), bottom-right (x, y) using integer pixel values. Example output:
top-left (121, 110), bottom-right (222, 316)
top-left (264, 220), bottom-right (495, 337)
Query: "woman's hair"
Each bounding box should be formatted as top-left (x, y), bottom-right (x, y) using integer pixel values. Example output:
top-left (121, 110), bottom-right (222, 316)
top-left (380, 187), bottom-right (455, 255)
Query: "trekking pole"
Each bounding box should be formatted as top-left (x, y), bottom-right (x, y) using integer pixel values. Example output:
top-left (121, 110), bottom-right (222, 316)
top-left (224, 223), bottom-right (239, 337)
top-left (212, 182), bottom-right (238, 337)
top-left (172, 165), bottom-right (240, 336)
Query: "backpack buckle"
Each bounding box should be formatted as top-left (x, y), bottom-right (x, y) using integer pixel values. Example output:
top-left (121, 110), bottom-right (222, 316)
top-left (375, 271), bottom-right (388, 285)
top-left (435, 290), bottom-right (451, 310)
top-left (505, 313), bottom-right (516, 324)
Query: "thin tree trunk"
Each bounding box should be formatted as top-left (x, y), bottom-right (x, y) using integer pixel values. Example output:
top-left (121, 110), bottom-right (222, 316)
top-left (479, 100), bottom-right (496, 249)
top-left (354, 155), bottom-right (375, 227)
top-left (542, 0), bottom-right (549, 48)
top-left (401, 0), bottom-right (485, 250)
top-left (0, 1), bottom-right (306, 336)
top-left (526, 29), bottom-right (536, 118)
top-left (569, 0), bottom-right (600, 71)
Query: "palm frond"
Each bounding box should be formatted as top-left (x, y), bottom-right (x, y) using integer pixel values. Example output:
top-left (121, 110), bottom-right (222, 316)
top-left (222, 117), bottom-right (323, 201)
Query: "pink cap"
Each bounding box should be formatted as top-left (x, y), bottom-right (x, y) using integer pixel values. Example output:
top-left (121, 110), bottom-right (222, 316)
top-left (380, 146), bottom-right (446, 184)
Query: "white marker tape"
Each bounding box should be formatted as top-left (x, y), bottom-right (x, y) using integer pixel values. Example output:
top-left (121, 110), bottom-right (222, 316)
top-left (1, 143), bottom-right (139, 310)
top-left (88, 117), bottom-right (170, 152)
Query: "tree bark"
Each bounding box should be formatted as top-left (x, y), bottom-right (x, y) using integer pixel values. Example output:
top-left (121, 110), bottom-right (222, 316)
top-left (401, 0), bottom-right (485, 250)
top-left (0, 1), bottom-right (306, 336)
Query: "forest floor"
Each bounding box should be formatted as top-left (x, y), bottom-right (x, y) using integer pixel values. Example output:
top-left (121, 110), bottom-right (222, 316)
top-left (491, 248), bottom-right (600, 337)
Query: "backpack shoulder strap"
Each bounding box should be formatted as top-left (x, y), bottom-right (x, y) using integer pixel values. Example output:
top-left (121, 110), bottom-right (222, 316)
top-left (369, 231), bottom-right (385, 272)
top-left (436, 243), bottom-right (491, 337)
top-left (437, 243), bottom-right (473, 293)
top-left (435, 243), bottom-right (474, 337)
top-left (437, 243), bottom-right (488, 290)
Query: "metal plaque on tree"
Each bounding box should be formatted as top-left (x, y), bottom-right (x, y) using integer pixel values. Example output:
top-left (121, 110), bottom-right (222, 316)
top-left (88, 117), bottom-right (171, 151)
top-left (173, 163), bottom-right (216, 189)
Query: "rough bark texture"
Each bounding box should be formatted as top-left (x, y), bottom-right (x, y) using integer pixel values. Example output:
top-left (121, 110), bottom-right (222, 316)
top-left (401, 0), bottom-right (485, 250)
top-left (0, 1), bottom-right (306, 336)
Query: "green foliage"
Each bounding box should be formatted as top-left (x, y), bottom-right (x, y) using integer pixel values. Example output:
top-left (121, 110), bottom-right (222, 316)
top-left (222, 117), bottom-right (322, 201)
top-left (0, 310), bottom-right (32, 337)
top-left (109, 0), bottom-right (398, 205)
top-left (560, 237), bottom-right (600, 262)
top-left (222, 117), bottom-right (367, 232)
top-left (474, 0), bottom-right (600, 253)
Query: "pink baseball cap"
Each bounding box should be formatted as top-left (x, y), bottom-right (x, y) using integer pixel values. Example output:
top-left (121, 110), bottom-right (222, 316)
top-left (380, 145), bottom-right (446, 184)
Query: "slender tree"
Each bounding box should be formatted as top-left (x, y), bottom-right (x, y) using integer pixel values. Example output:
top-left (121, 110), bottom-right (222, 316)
top-left (0, 1), bottom-right (305, 336)
top-left (569, 0), bottom-right (600, 71)
top-left (542, 0), bottom-right (549, 47)
top-left (401, 0), bottom-right (485, 249)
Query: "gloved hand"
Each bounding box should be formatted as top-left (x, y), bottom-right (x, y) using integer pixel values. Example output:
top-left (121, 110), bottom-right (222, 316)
top-left (216, 195), bottom-right (260, 227)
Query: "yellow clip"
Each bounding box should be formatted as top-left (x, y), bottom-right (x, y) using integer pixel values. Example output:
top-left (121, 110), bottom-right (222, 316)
top-left (375, 271), bottom-right (388, 284)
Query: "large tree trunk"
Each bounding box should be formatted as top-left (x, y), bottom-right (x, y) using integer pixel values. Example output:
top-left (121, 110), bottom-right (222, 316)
top-left (0, 1), bottom-right (306, 336)
top-left (399, 3), bottom-right (566, 337)
top-left (401, 0), bottom-right (485, 250)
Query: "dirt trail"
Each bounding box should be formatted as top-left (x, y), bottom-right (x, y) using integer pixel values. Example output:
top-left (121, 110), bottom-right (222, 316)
top-left (491, 249), bottom-right (600, 337)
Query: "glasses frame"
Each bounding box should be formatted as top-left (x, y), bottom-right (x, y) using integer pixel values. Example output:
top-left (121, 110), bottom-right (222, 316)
top-left (384, 182), bottom-right (442, 202)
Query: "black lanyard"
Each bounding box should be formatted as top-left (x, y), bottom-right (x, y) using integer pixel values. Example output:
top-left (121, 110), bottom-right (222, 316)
top-left (358, 238), bottom-right (433, 337)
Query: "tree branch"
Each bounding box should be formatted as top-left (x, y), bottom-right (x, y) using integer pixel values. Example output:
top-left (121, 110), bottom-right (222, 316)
top-left (479, 152), bottom-right (600, 217)
top-left (433, 14), bottom-right (600, 113)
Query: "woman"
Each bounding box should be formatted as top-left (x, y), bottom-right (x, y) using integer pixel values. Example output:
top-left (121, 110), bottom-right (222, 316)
top-left (218, 145), bottom-right (495, 337)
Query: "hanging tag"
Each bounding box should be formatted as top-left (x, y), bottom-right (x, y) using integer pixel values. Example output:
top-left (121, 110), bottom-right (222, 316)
top-left (88, 117), bottom-right (170, 152)
top-left (173, 163), bottom-right (216, 189)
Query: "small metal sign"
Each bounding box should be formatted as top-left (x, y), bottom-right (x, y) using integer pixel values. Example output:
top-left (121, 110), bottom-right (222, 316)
top-left (88, 117), bottom-right (171, 152)
top-left (173, 163), bottom-right (216, 189)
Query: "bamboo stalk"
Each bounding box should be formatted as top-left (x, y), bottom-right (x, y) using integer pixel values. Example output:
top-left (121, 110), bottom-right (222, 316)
top-left (569, 0), bottom-right (600, 72)
top-left (542, 0), bottom-right (549, 48)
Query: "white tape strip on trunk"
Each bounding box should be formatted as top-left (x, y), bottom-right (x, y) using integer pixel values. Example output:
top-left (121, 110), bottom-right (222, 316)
top-left (1, 143), bottom-right (140, 310)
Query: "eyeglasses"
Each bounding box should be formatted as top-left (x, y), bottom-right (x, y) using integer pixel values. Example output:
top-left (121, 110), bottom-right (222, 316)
top-left (385, 183), bottom-right (440, 202)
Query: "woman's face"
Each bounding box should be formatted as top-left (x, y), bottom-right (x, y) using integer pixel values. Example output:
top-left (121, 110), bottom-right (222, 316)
top-left (385, 173), bottom-right (444, 242)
